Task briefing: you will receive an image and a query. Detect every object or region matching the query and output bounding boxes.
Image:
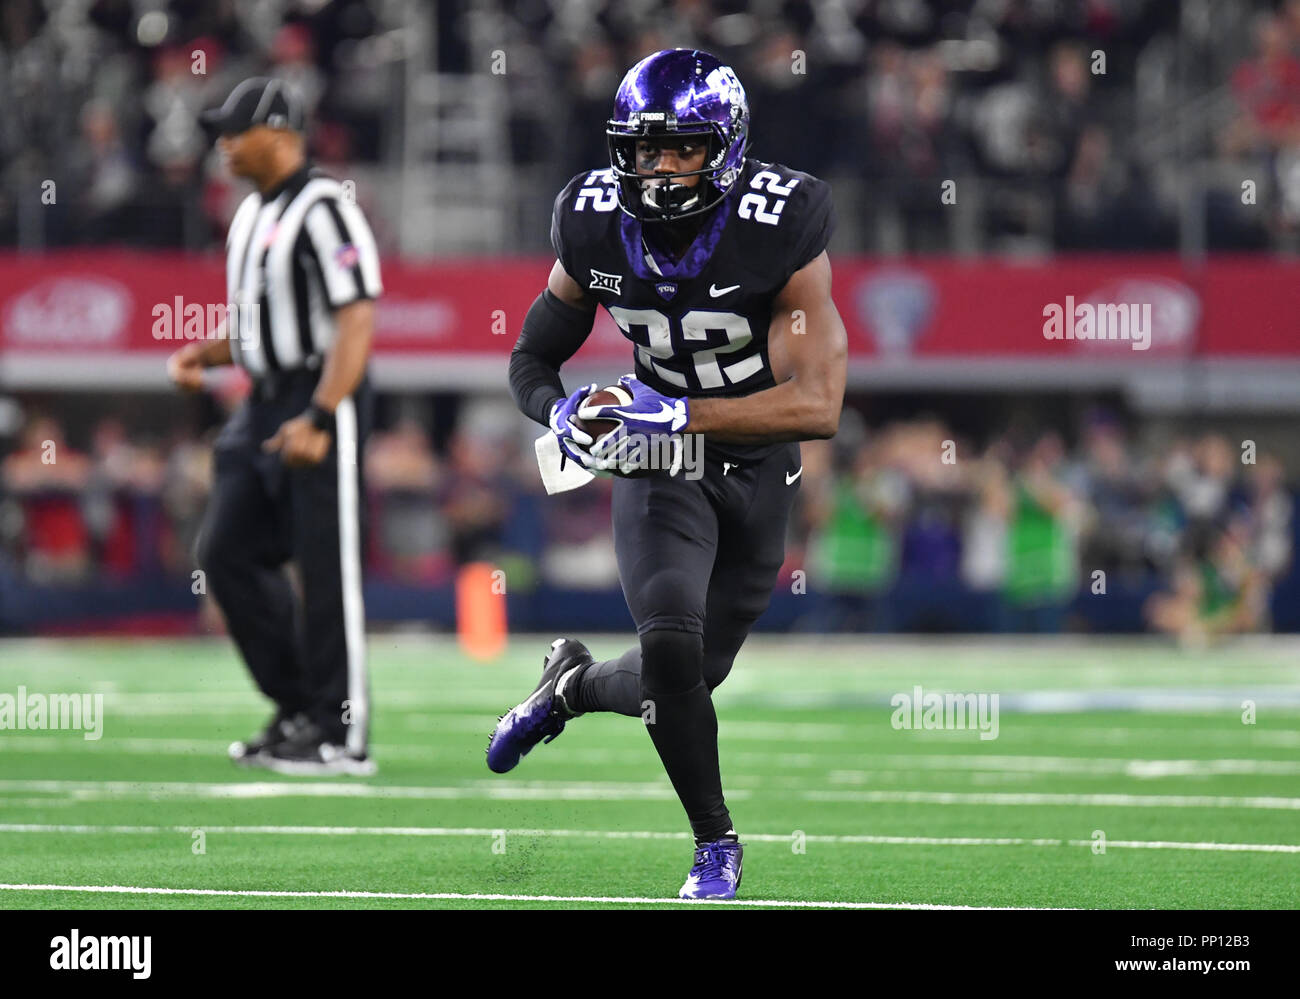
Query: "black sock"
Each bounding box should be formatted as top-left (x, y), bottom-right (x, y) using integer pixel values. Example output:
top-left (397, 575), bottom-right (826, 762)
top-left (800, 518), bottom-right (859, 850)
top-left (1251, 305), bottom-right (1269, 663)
top-left (572, 646), bottom-right (643, 717)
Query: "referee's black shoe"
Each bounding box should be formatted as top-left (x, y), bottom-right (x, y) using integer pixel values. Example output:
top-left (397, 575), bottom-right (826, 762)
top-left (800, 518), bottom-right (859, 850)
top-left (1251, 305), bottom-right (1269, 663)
top-left (228, 711), bottom-right (304, 767)
top-left (259, 720), bottom-right (377, 777)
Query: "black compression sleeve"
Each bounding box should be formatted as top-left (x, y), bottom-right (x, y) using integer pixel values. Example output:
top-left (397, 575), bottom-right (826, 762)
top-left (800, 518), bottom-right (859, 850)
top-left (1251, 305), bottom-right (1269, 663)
top-left (509, 289), bottom-right (597, 427)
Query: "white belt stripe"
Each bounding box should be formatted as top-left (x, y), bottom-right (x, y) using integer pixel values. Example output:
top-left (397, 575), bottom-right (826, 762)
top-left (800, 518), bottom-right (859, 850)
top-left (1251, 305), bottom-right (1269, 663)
top-left (334, 396), bottom-right (367, 753)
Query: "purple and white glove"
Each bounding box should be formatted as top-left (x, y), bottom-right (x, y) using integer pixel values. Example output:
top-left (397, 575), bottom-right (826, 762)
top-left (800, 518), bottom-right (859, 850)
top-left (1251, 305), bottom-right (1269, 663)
top-left (580, 374), bottom-right (690, 471)
top-left (580, 374), bottom-right (688, 435)
top-left (548, 382), bottom-right (600, 470)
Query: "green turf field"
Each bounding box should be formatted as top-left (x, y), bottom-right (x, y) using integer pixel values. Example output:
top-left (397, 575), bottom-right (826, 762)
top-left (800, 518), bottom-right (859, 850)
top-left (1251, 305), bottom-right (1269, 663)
top-left (0, 635), bottom-right (1297, 909)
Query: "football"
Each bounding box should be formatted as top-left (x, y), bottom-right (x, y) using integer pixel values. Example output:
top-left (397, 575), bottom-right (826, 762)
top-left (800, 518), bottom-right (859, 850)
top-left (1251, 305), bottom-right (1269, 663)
top-left (572, 385), bottom-right (632, 441)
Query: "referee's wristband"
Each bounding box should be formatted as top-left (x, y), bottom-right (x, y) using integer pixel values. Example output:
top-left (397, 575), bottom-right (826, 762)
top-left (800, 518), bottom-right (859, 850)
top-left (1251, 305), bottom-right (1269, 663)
top-left (304, 403), bottom-right (335, 433)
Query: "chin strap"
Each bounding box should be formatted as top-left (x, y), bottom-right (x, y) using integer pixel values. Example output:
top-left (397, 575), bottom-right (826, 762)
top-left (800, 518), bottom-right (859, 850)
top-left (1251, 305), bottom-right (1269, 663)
top-left (642, 180), bottom-right (700, 214)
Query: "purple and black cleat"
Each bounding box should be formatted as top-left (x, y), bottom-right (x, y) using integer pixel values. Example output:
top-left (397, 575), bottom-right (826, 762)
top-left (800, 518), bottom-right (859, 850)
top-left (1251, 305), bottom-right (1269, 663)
top-left (679, 837), bottom-right (744, 900)
top-left (485, 638), bottom-right (593, 774)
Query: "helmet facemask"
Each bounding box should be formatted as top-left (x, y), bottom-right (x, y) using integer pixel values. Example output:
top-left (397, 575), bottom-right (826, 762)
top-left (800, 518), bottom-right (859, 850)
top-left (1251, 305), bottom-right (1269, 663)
top-left (606, 119), bottom-right (734, 223)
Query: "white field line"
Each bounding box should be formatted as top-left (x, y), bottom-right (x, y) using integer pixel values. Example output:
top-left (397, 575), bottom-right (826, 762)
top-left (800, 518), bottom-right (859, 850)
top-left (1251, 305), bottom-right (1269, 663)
top-left (804, 790), bottom-right (1300, 809)
top-left (0, 779), bottom-right (704, 802)
top-left (0, 882), bottom-right (1068, 910)
top-left (829, 756), bottom-right (1300, 778)
top-left (2, 737), bottom-right (1295, 780)
top-left (1066, 729), bottom-right (1300, 748)
top-left (406, 717), bottom-right (1300, 747)
top-left (0, 779), bottom-right (1297, 809)
top-left (6, 702), bottom-right (1291, 748)
top-left (0, 823), bottom-right (1296, 854)
top-left (28, 686), bottom-right (1300, 715)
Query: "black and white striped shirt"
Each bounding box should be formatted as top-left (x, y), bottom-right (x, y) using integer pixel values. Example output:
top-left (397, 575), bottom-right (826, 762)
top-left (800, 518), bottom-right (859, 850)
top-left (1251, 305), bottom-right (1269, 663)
top-left (225, 164), bottom-right (382, 378)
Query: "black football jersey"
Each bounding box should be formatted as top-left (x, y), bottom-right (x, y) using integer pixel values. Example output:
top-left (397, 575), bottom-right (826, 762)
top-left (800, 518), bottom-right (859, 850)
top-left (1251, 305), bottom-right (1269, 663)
top-left (550, 157), bottom-right (834, 462)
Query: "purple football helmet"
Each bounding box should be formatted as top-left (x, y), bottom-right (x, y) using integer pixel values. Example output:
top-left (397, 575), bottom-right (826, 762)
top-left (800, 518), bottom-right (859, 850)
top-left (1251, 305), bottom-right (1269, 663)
top-left (606, 49), bottom-right (749, 223)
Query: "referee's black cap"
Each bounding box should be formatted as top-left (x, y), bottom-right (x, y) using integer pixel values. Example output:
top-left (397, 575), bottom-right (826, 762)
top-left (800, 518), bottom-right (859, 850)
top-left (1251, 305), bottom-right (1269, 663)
top-left (200, 77), bottom-right (304, 139)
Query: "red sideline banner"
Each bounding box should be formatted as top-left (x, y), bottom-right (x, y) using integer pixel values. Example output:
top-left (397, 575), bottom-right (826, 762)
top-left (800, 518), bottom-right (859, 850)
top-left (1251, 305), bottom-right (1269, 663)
top-left (1, 251), bottom-right (1297, 389)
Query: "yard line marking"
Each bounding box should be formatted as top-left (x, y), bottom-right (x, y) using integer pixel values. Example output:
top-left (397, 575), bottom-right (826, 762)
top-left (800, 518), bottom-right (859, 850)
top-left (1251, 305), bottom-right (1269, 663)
top-left (1092, 840), bottom-right (1300, 853)
top-left (0, 779), bottom-right (735, 802)
top-left (1, 780), bottom-right (1296, 808)
top-left (0, 883), bottom-right (1071, 909)
top-left (0, 824), bottom-right (1296, 853)
top-left (733, 688), bottom-right (1300, 713)
top-left (829, 756), bottom-right (1300, 778)
top-left (805, 790), bottom-right (1300, 809)
top-left (4, 738), bottom-right (1296, 779)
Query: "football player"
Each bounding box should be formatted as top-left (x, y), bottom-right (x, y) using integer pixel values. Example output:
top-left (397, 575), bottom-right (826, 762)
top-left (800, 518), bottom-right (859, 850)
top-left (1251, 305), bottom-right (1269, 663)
top-left (495, 48), bottom-right (847, 900)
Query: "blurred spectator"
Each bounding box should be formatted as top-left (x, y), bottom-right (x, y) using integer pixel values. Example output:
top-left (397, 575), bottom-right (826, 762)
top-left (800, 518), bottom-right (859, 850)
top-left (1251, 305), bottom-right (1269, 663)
top-left (864, 43), bottom-right (957, 250)
top-left (893, 418), bottom-right (965, 588)
top-left (1146, 522), bottom-right (1270, 645)
top-left (1242, 454), bottom-right (1294, 579)
top-left (1, 416), bottom-right (92, 582)
top-left (960, 450), bottom-right (1011, 628)
top-left (1064, 417), bottom-right (1150, 580)
top-left (67, 100), bottom-right (138, 243)
top-left (1223, 12), bottom-right (1300, 237)
top-left (1166, 433), bottom-right (1235, 527)
top-left (1226, 13), bottom-right (1300, 154)
top-left (159, 432), bottom-right (212, 575)
top-left (269, 23), bottom-right (325, 123)
top-left (367, 418), bottom-right (450, 583)
top-left (141, 44), bottom-right (211, 173)
top-left (441, 422), bottom-right (515, 566)
top-left (1001, 433), bottom-right (1083, 633)
top-left (805, 433), bottom-right (905, 631)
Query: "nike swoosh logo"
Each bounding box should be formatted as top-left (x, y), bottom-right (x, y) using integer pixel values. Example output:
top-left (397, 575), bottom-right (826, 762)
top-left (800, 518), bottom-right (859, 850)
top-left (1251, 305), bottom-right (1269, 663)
top-left (785, 467), bottom-right (803, 485)
top-left (709, 283), bottom-right (740, 298)
top-left (608, 401), bottom-right (679, 424)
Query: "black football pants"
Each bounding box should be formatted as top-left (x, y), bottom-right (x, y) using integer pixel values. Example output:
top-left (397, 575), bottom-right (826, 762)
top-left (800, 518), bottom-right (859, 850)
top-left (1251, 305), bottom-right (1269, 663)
top-left (196, 370), bottom-right (372, 753)
top-left (572, 441), bottom-right (802, 842)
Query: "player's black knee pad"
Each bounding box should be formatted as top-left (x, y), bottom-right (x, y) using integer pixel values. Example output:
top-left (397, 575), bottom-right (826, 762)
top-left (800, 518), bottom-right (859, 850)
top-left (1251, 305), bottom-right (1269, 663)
top-left (638, 627), bottom-right (704, 697)
top-left (631, 567), bottom-right (705, 632)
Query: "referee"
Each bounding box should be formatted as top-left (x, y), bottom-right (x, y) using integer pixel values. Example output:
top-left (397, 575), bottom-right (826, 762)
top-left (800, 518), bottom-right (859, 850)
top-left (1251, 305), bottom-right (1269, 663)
top-left (167, 77), bottom-right (382, 776)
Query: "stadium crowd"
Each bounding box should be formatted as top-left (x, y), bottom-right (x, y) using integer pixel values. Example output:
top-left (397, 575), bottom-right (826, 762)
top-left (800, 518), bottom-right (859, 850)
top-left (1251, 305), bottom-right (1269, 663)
top-left (1, 400), bottom-right (1291, 639)
top-left (2, 0), bottom-right (1298, 252)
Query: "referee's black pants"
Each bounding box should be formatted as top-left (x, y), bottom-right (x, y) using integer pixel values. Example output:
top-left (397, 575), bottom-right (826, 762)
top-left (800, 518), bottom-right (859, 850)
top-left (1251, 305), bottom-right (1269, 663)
top-left (196, 369), bottom-right (372, 753)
